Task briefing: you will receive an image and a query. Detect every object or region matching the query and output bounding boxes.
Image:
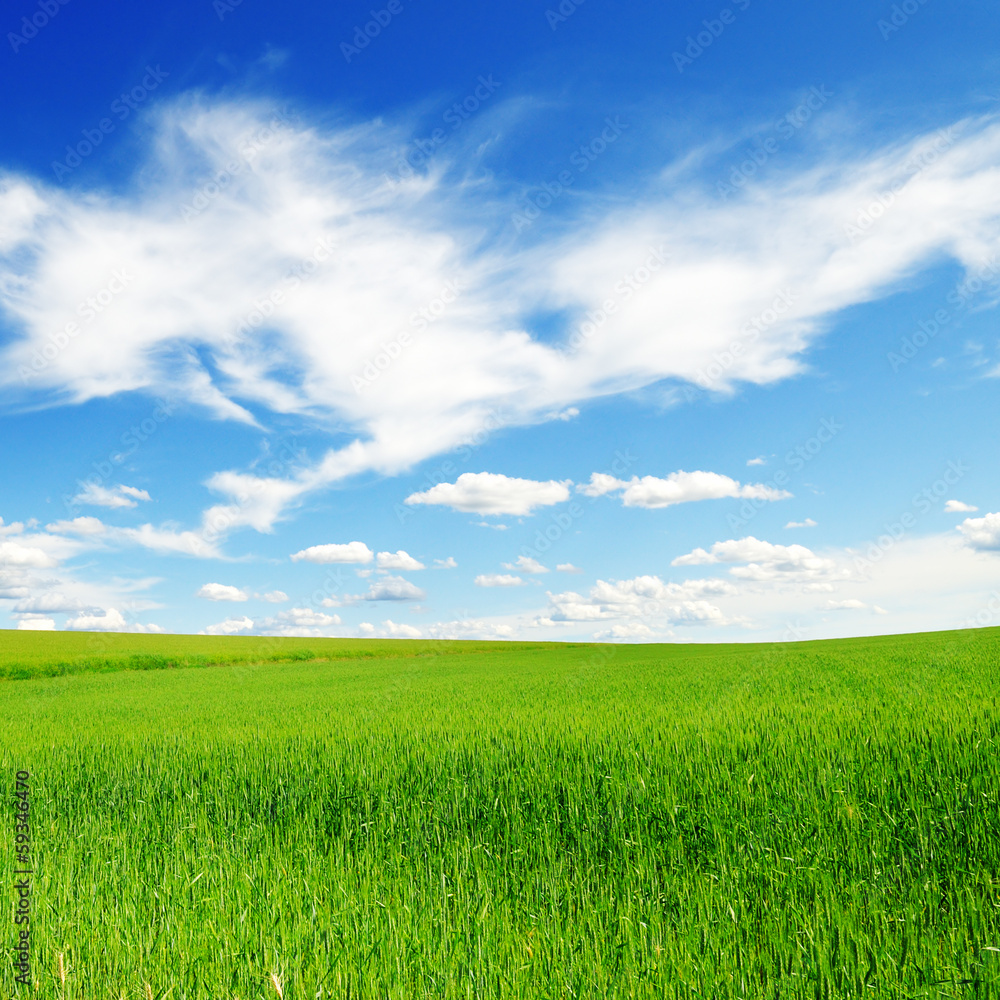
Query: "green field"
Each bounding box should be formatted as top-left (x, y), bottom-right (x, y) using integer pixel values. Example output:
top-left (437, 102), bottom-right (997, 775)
top-left (2, 627), bottom-right (999, 999)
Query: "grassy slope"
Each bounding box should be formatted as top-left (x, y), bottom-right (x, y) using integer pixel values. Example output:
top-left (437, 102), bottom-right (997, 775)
top-left (1, 627), bottom-right (999, 997)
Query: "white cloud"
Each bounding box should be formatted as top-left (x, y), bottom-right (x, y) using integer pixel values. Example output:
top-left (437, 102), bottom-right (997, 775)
top-left (356, 575), bottom-right (425, 601)
top-left (72, 483), bottom-right (151, 509)
top-left (290, 541), bottom-right (374, 564)
top-left (4, 102), bottom-right (1000, 547)
top-left (116, 524), bottom-right (222, 559)
top-left (0, 540), bottom-right (58, 569)
top-left (13, 593), bottom-right (88, 614)
top-left (406, 472), bottom-right (571, 516)
top-left (425, 619), bottom-right (515, 640)
top-left (196, 582), bottom-right (249, 602)
top-left (376, 550), bottom-right (425, 570)
top-left (578, 470), bottom-right (790, 509)
top-left (593, 622), bottom-right (655, 640)
top-left (45, 516), bottom-right (107, 536)
top-left (746, 457), bottom-right (766, 466)
top-left (957, 512), bottom-right (1000, 551)
top-left (556, 563), bottom-right (584, 573)
top-left (945, 500), bottom-right (978, 513)
top-left (201, 616), bottom-right (255, 635)
top-left (785, 518), bottom-right (818, 529)
top-left (261, 590), bottom-right (288, 603)
top-left (264, 607), bottom-right (340, 628)
top-left (433, 557), bottom-right (457, 569)
top-left (64, 608), bottom-right (129, 631)
top-left (503, 555), bottom-right (548, 574)
top-left (16, 617), bottom-right (55, 630)
top-left (672, 536), bottom-right (839, 582)
top-left (825, 598), bottom-right (867, 611)
top-left (475, 574), bottom-right (526, 587)
top-left (380, 619), bottom-right (422, 638)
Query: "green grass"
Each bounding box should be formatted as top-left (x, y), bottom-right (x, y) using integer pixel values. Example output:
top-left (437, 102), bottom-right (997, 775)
top-left (1, 627), bottom-right (999, 998)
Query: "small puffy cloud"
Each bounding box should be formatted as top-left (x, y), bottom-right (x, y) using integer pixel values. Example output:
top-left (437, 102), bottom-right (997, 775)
top-left (290, 541), bottom-right (374, 564)
top-left (672, 536), bottom-right (837, 581)
top-left (593, 622), bottom-right (655, 640)
top-left (358, 575), bottom-right (426, 601)
top-left (957, 512), bottom-right (1000, 551)
top-left (65, 608), bottom-right (129, 631)
top-left (785, 518), bottom-right (817, 529)
top-left (45, 516), bottom-right (107, 536)
top-left (825, 599), bottom-right (867, 611)
top-left (16, 616), bottom-right (55, 630)
top-left (503, 555), bottom-right (548, 574)
top-left (556, 563), bottom-right (584, 573)
top-left (945, 500), bottom-right (978, 513)
top-left (434, 557), bottom-right (457, 569)
top-left (376, 550), bottom-right (425, 571)
top-left (0, 540), bottom-right (59, 569)
top-left (746, 457), bottom-right (766, 466)
top-left (579, 470), bottom-right (790, 509)
top-left (72, 483), bottom-right (151, 509)
top-left (425, 619), bottom-right (515, 640)
top-left (358, 622), bottom-right (376, 635)
top-left (381, 619), bottom-right (422, 638)
top-left (261, 590), bottom-right (288, 603)
top-left (201, 616), bottom-right (255, 635)
top-left (475, 574), bottom-right (526, 587)
top-left (873, 605), bottom-right (889, 615)
top-left (196, 582), bottom-right (249, 602)
top-left (266, 607), bottom-right (340, 628)
top-left (405, 472), bottom-right (572, 516)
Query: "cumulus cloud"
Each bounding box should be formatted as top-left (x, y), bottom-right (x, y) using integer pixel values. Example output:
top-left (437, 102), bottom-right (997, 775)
top-left (406, 472), bottom-right (572, 516)
top-left (376, 550), bottom-right (425, 570)
top-left (355, 575), bottom-right (425, 601)
top-left (16, 616), bottom-right (55, 630)
top-left (260, 590), bottom-right (288, 603)
top-left (425, 619), bottom-right (515, 640)
top-left (825, 598), bottom-right (867, 610)
top-left (71, 483), bottom-right (151, 509)
top-left (290, 541), bottom-right (374, 564)
top-left (593, 622), bottom-right (656, 640)
top-left (64, 608), bottom-right (163, 632)
top-left (672, 536), bottom-right (839, 581)
top-left (579, 470), bottom-right (790, 509)
top-left (785, 518), bottom-right (818, 528)
top-left (746, 457), bottom-right (766, 466)
top-left (4, 100), bottom-right (1000, 549)
top-left (475, 574), bottom-right (526, 587)
top-left (945, 500), bottom-right (978, 513)
top-left (201, 616), bottom-right (255, 635)
top-left (503, 555), bottom-right (548, 574)
top-left (545, 575), bottom-right (737, 627)
top-left (380, 619), bottom-right (422, 638)
top-left (13, 593), bottom-right (88, 614)
top-left (433, 557), bottom-right (457, 569)
top-left (0, 540), bottom-right (59, 569)
top-left (957, 512), bottom-right (1000, 551)
top-left (556, 563), bottom-right (584, 573)
top-left (45, 516), bottom-right (107, 536)
top-left (196, 582), bottom-right (249, 601)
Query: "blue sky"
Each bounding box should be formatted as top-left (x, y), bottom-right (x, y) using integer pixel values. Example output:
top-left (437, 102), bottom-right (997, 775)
top-left (1, 0), bottom-right (999, 641)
